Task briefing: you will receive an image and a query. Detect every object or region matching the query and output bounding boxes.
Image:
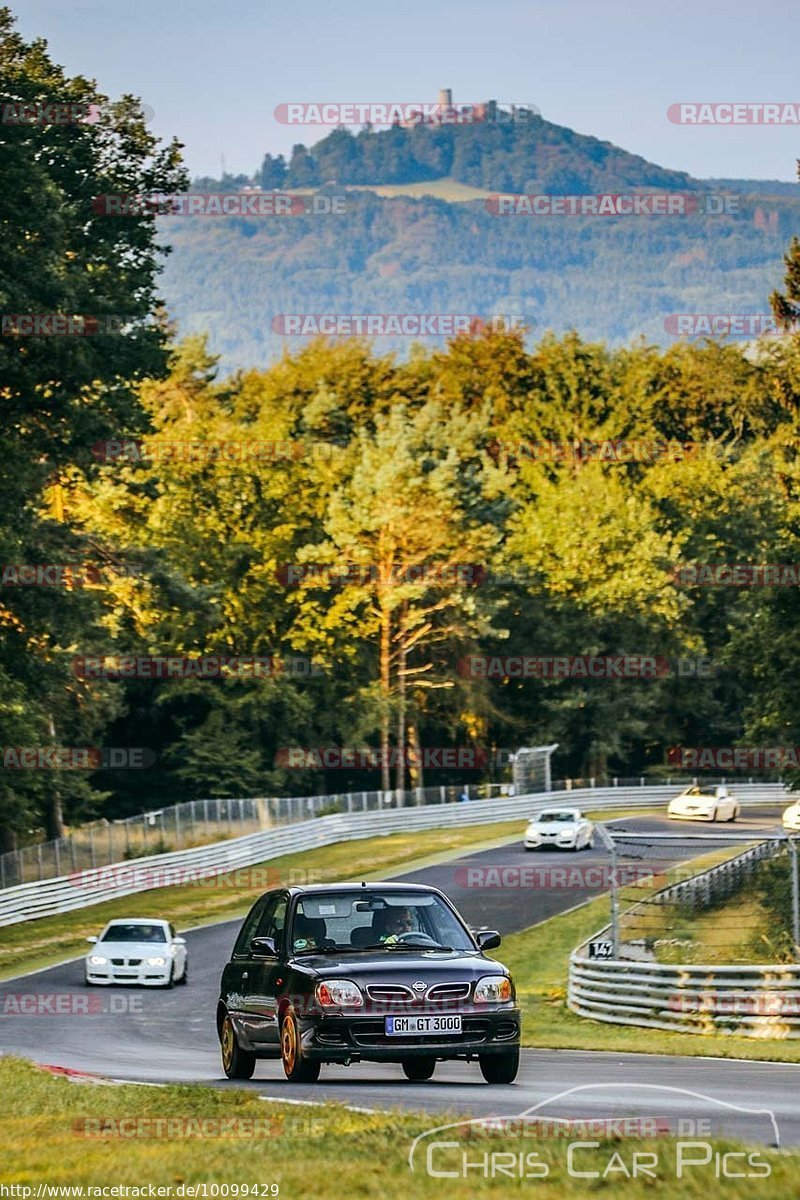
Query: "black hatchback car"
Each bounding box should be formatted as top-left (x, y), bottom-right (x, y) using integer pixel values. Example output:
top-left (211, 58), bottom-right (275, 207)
top-left (216, 882), bottom-right (521, 1084)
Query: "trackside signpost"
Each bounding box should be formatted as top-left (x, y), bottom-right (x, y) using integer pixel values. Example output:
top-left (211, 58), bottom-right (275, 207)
top-left (592, 820), bottom-right (620, 956)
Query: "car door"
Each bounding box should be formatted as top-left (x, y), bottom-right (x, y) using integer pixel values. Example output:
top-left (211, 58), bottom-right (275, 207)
top-left (241, 892), bottom-right (289, 1047)
top-left (223, 894), bottom-right (270, 1023)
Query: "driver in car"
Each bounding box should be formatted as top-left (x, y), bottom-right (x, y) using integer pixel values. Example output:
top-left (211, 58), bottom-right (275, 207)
top-left (376, 906), bottom-right (415, 944)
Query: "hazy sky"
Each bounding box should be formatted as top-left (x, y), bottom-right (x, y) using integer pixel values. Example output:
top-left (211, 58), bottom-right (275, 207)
top-left (15, 0), bottom-right (800, 182)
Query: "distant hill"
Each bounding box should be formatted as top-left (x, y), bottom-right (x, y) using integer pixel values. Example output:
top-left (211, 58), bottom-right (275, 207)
top-left (159, 116), bottom-right (798, 371)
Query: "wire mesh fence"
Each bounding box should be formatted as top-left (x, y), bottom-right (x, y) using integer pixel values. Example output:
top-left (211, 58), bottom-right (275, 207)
top-left (602, 828), bottom-right (798, 965)
top-left (0, 774), bottom-right (786, 891)
top-left (0, 781), bottom-right (517, 889)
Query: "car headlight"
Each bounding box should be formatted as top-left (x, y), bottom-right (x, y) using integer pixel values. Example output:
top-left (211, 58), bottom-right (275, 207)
top-left (315, 979), bottom-right (363, 1008)
top-left (88, 955), bottom-right (107, 966)
top-left (474, 975), bottom-right (513, 1004)
top-left (146, 956), bottom-right (167, 966)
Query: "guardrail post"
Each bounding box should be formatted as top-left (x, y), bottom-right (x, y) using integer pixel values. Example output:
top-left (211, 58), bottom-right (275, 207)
top-left (610, 841), bottom-right (620, 956)
top-left (789, 837), bottom-right (800, 961)
top-left (440, 786), bottom-right (447, 804)
top-left (89, 826), bottom-right (96, 869)
top-left (53, 839), bottom-right (60, 877)
top-left (36, 844), bottom-right (43, 881)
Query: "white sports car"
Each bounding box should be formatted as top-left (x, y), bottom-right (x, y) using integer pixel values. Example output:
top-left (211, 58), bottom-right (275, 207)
top-left (85, 918), bottom-right (188, 987)
top-left (782, 801), bottom-right (800, 832)
top-left (667, 785), bottom-right (739, 823)
top-left (524, 808), bottom-right (595, 851)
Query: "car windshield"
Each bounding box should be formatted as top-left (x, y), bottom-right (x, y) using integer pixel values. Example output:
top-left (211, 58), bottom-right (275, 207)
top-left (538, 812), bottom-right (576, 823)
top-left (289, 891), bottom-right (475, 954)
top-left (685, 788), bottom-right (705, 797)
top-left (100, 923), bottom-right (167, 943)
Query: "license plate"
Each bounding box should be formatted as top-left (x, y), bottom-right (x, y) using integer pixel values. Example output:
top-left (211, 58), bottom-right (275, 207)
top-left (385, 1015), bottom-right (462, 1036)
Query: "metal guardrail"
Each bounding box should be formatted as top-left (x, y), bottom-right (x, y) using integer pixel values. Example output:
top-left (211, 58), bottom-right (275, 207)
top-left (0, 783), bottom-right (788, 927)
top-left (0, 773), bottom-right (775, 888)
top-left (568, 838), bottom-right (800, 1038)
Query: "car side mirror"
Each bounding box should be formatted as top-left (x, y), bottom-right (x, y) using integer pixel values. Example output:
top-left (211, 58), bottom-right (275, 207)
top-left (250, 936), bottom-right (278, 957)
top-left (86, 936), bottom-right (98, 944)
top-left (477, 930), bottom-right (501, 951)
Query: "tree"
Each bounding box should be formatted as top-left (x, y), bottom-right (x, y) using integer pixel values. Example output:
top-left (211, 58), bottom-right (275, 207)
top-left (0, 8), bottom-right (186, 846)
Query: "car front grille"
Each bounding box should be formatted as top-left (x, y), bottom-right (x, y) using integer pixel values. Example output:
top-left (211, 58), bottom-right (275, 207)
top-left (365, 984), bottom-right (415, 1003)
top-left (110, 958), bottom-right (142, 966)
top-left (350, 1017), bottom-right (493, 1047)
top-left (426, 982), bottom-right (471, 1002)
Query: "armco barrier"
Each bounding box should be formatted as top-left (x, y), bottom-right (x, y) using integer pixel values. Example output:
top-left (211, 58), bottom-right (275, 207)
top-left (0, 784), bottom-right (787, 927)
top-left (568, 837), bottom-right (800, 1037)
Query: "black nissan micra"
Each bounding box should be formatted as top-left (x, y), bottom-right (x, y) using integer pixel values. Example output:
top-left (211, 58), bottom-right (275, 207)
top-left (216, 882), bottom-right (521, 1084)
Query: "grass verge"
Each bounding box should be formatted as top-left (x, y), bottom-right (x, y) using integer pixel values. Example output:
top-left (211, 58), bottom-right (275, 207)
top-left (0, 1057), bottom-right (793, 1196)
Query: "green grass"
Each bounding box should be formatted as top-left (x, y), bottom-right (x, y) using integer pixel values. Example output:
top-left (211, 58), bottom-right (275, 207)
top-left (0, 1058), bottom-right (793, 1196)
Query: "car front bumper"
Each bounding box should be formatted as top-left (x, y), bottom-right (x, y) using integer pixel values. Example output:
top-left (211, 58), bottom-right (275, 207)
top-left (667, 808), bottom-right (714, 820)
top-left (524, 835), bottom-right (577, 848)
top-left (85, 963), bottom-right (173, 986)
top-left (298, 1006), bottom-right (521, 1063)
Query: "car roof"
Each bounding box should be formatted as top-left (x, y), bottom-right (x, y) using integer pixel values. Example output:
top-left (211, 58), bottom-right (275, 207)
top-left (284, 882), bottom-right (445, 897)
top-left (104, 917), bottom-right (170, 926)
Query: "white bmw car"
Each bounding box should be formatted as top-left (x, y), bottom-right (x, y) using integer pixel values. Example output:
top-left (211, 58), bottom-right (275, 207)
top-left (524, 808), bottom-right (595, 851)
top-left (782, 801), bottom-right (800, 832)
top-left (667, 785), bottom-right (740, 823)
top-left (85, 918), bottom-right (188, 987)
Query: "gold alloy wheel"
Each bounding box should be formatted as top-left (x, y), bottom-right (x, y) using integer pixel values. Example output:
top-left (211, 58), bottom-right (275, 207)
top-left (281, 1014), bottom-right (297, 1074)
top-left (221, 1017), bottom-right (234, 1071)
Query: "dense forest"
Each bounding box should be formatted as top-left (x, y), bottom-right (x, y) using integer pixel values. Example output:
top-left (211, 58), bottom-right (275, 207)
top-left (5, 10), bottom-right (800, 853)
